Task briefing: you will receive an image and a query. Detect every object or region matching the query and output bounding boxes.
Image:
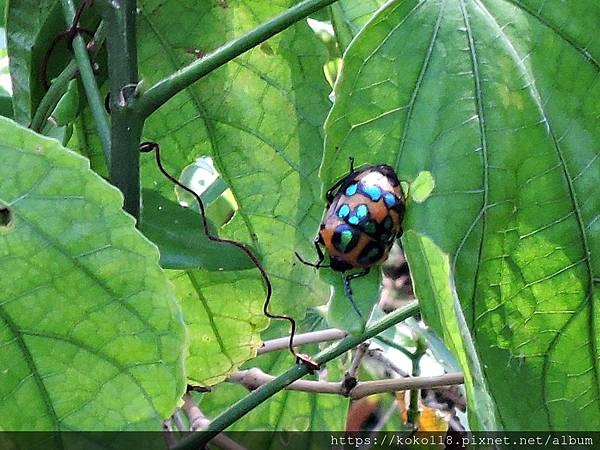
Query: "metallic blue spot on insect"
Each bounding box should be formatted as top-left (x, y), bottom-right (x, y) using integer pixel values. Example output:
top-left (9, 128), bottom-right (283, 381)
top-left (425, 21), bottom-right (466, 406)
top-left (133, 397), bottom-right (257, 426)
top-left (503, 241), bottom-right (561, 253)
top-left (338, 204), bottom-right (350, 219)
top-left (363, 184), bottom-right (382, 201)
top-left (345, 183), bottom-right (358, 196)
top-left (348, 215), bottom-right (359, 225)
top-left (384, 192), bottom-right (397, 208)
top-left (356, 204), bottom-right (368, 219)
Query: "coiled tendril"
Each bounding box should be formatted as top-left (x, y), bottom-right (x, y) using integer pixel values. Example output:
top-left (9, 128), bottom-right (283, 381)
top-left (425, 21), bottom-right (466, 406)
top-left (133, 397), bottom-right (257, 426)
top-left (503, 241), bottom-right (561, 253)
top-left (140, 142), bottom-right (320, 373)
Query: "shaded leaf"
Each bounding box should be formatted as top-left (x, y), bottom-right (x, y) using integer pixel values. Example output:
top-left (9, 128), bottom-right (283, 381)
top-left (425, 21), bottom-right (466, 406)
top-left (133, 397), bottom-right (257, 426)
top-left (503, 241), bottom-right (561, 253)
top-left (140, 189), bottom-right (253, 271)
top-left (0, 116), bottom-right (186, 430)
top-left (324, 0), bottom-right (600, 430)
top-left (6, 0), bottom-right (69, 123)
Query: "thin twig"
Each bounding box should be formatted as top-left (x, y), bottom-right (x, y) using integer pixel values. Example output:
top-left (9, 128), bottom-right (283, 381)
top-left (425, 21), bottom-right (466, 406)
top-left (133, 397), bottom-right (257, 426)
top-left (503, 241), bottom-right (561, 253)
top-left (228, 367), bottom-right (464, 400)
top-left (342, 342), bottom-right (369, 395)
top-left (135, 0), bottom-right (345, 118)
top-left (60, 0), bottom-right (111, 164)
top-left (373, 335), bottom-right (415, 360)
top-left (407, 336), bottom-right (426, 427)
top-left (351, 373), bottom-right (464, 400)
top-left (173, 409), bottom-right (186, 432)
top-left (182, 394), bottom-right (208, 431)
top-left (257, 328), bottom-right (347, 354)
top-left (347, 342), bottom-right (370, 378)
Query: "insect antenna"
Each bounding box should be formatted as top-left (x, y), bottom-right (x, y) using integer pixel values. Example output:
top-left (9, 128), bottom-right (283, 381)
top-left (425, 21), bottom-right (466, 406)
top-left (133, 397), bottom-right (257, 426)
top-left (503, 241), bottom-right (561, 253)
top-left (140, 142), bottom-right (319, 372)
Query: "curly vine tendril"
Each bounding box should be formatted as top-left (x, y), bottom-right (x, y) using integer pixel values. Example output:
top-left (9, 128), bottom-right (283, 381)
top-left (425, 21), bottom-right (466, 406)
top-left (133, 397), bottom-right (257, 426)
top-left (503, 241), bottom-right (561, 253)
top-left (140, 142), bottom-right (319, 373)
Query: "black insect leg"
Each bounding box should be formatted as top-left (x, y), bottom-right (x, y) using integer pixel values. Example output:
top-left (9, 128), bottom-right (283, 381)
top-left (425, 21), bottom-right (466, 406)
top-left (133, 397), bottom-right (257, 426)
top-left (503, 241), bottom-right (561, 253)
top-left (295, 236), bottom-right (330, 268)
top-left (343, 268), bottom-right (370, 319)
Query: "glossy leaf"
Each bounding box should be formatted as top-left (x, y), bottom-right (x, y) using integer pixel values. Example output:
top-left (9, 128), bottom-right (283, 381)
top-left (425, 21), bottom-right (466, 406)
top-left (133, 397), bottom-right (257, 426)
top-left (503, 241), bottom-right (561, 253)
top-left (324, 0), bottom-right (600, 430)
top-left (137, 0), bottom-right (332, 318)
top-left (0, 117), bottom-right (186, 430)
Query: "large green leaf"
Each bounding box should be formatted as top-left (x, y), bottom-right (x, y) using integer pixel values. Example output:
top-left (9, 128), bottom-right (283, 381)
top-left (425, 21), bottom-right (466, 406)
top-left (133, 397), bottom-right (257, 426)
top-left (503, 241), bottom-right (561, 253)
top-left (137, 0), bottom-right (331, 320)
top-left (0, 116), bottom-right (186, 430)
top-left (140, 189), bottom-right (253, 271)
top-left (324, 0), bottom-right (600, 430)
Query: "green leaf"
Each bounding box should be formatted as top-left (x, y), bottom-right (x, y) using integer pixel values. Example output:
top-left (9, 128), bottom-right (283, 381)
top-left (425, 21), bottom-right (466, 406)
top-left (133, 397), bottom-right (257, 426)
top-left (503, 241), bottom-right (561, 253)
top-left (137, 0), bottom-right (332, 318)
top-left (0, 1), bottom-right (6, 27)
top-left (323, 268), bottom-right (380, 334)
top-left (0, 91), bottom-right (12, 118)
top-left (403, 231), bottom-right (498, 430)
top-left (50, 78), bottom-right (79, 126)
top-left (324, 0), bottom-right (600, 430)
top-left (139, 189), bottom-right (253, 271)
top-left (0, 116), bottom-right (186, 430)
top-left (330, 0), bottom-right (386, 53)
top-left (6, 0), bottom-right (62, 124)
top-left (169, 269), bottom-right (269, 386)
top-left (6, 0), bottom-right (101, 125)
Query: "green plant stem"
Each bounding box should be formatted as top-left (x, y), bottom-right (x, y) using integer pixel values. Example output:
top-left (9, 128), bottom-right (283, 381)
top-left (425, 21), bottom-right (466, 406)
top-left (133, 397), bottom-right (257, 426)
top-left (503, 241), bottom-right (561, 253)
top-left (135, 0), bottom-right (342, 118)
top-left (31, 23), bottom-right (107, 134)
top-left (60, 0), bottom-right (111, 165)
top-left (31, 61), bottom-right (77, 133)
top-left (173, 301), bottom-right (419, 450)
top-left (100, 0), bottom-right (142, 219)
top-left (407, 336), bottom-right (426, 427)
top-left (374, 335), bottom-right (416, 360)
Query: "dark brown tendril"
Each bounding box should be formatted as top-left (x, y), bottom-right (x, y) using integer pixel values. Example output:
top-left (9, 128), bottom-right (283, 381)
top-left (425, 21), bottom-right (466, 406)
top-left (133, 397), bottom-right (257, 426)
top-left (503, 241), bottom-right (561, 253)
top-left (41, 0), bottom-right (95, 91)
top-left (140, 142), bottom-right (320, 372)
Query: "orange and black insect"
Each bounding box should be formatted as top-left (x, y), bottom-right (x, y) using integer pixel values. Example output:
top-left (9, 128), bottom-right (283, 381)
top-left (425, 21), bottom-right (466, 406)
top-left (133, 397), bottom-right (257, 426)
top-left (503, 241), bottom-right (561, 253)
top-left (296, 159), bottom-right (405, 317)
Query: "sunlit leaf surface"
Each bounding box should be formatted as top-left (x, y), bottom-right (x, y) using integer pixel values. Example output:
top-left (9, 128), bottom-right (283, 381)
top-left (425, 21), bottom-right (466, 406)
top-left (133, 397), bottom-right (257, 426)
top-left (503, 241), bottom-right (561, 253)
top-left (0, 117), bottom-right (186, 430)
top-left (324, 0), bottom-right (600, 430)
